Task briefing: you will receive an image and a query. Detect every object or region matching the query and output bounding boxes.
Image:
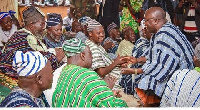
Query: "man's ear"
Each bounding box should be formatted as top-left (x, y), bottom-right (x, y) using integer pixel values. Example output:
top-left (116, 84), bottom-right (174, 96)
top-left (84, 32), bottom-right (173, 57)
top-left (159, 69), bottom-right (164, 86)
top-left (80, 52), bottom-right (85, 61)
top-left (154, 18), bottom-right (159, 25)
top-left (36, 75), bottom-right (42, 85)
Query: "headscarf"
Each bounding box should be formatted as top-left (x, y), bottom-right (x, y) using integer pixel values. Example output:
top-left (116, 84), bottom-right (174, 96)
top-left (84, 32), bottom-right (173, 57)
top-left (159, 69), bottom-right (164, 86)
top-left (0, 10), bottom-right (16, 21)
top-left (22, 6), bottom-right (45, 25)
top-left (12, 51), bottom-right (47, 76)
top-left (107, 22), bottom-right (118, 33)
top-left (86, 19), bottom-right (102, 32)
top-left (62, 38), bottom-right (86, 57)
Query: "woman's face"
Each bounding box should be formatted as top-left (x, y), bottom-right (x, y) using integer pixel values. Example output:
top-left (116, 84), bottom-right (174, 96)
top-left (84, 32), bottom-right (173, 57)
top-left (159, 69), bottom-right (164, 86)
top-left (0, 16), bottom-right (12, 31)
top-left (89, 26), bottom-right (105, 45)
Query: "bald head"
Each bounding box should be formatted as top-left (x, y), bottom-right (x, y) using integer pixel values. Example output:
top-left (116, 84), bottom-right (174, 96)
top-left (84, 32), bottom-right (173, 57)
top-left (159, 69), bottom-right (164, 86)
top-left (145, 7), bottom-right (166, 19)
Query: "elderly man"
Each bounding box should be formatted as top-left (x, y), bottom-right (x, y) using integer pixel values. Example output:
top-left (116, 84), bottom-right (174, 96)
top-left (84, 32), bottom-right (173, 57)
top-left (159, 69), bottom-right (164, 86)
top-left (43, 14), bottom-right (65, 48)
top-left (121, 7), bottom-right (194, 106)
top-left (0, 6), bottom-right (64, 75)
top-left (0, 51), bottom-right (53, 107)
top-left (52, 38), bottom-right (128, 107)
top-left (117, 26), bottom-right (136, 57)
top-left (0, 10), bottom-right (18, 48)
top-left (160, 43), bottom-right (200, 107)
top-left (102, 22), bottom-right (121, 59)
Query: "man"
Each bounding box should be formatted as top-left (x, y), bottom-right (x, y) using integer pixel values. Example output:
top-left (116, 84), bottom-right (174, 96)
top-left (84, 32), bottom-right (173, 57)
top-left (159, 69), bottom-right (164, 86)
top-left (52, 38), bottom-right (128, 107)
top-left (0, 51), bottom-right (53, 107)
top-left (160, 43), bottom-right (200, 107)
top-left (43, 14), bottom-right (65, 48)
top-left (70, 0), bottom-right (100, 20)
top-left (0, 6), bottom-right (64, 75)
top-left (102, 22), bottom-right (121, 59)
top-left (117, 26), bottom-right (136, 57)
top-left (0, 10), bottom-right (18, 48)
top-left (121, 7), bottom-right (194, 106)
top-left (176, 0), bottom-right (200, 43)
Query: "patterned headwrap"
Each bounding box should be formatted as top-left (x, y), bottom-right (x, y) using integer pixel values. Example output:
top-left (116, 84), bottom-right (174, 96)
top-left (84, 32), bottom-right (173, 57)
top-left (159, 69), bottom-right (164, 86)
top-left (107, 22), bottom-right (118, 33)
top-left (12, 51), bottom-right (47, 76)
top-left (22, 6), bottom-right (45, 25)
top-left (62, 38), bottom-right (86, 57)
top-left (0, 10), bottom-right (16, 21)
top-left (78, 16), bottom-right (92, 26)
top-left (46, 16), bottom-right (61, 28)
top-left (86, 19), bottom-right (102, 32)
top-left (195, 43), bottom-right (200, 61)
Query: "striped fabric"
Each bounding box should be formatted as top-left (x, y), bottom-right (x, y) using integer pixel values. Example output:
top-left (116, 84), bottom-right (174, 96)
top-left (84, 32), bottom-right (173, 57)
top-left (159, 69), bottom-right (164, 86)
top-left (62, 38), bottom-right (86, 57)
top-left (136, 23), bottom-right (194, 97)
top-left (132, 37), bottom-right (150, 68)
top-left (119, 37), bottom-right (150, 95)
top-left (12, 51), bottom-right (47, 76)
top-left (52, 65), bottom-right (127, 107)
top-left (86, 19), bottom-right (102, 32)
top-left (0, 28), bottom-right (59, 75)
top-left (160, 69), bottom-right (200, 107)
top-left (85, 39), bottom-right (121, 79)
top-left (116, 39), bottom-right (134, 57)
top-left (0, 10), bottom-right (15, 21)
top-left (43, 35), bottom-right (65, 48)
top-left (0, 87), bottom-right (48, 107)
top-left (102, 37), bottom-right (118, 55)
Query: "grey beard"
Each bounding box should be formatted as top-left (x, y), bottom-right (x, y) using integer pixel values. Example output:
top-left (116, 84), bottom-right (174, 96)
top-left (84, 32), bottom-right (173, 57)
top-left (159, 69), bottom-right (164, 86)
top-left (49, 33), bottom-right (60, 42)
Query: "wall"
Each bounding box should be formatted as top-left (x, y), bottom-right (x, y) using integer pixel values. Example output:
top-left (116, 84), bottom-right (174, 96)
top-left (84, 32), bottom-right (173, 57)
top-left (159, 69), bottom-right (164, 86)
top-left (0, 0), bottom-right (18, 18)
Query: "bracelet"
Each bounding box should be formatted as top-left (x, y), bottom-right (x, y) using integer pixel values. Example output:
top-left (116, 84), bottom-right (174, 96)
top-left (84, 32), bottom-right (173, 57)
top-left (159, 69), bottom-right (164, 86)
top-left (134, 69), bottom-right (137, 75)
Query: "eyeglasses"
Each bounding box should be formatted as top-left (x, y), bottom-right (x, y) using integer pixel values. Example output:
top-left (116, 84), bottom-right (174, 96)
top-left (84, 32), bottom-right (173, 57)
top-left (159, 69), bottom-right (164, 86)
top-left (143, 17), bottom-right (155, 22)
top-left (143, 17), bottom-right (166, 22)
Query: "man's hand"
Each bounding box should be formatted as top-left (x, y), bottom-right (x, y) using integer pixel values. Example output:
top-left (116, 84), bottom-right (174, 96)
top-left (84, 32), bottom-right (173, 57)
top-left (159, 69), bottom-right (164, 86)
top-left (102, 41), bottom-right (115, 52)
top-left (55, 48), bottom-right (65, 62)
top-left (112, 90), bottom-right (122, 98)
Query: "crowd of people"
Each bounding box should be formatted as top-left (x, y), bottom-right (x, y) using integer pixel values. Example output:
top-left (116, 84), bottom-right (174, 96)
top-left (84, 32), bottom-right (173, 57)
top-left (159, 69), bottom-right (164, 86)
top-left (0, 0), bottom-right (200, 108)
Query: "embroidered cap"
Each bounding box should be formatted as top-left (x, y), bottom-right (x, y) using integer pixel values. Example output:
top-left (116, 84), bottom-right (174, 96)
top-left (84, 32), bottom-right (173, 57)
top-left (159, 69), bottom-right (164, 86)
top-left (22, 6), bottom-right (45, 25)
top-left (62, 38), bottom-right (86, 57)
top-left (107, 22), bottom-right (118, 33)
top-left (12, 51), bottom-right (47, 76)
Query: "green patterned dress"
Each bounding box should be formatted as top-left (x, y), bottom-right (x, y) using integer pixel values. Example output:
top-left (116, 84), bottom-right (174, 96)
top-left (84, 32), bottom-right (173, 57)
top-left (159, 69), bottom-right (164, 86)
top-left (52, 64), bottom-right (128, 107)
top-left (120, 0), bottom-right (143, 33)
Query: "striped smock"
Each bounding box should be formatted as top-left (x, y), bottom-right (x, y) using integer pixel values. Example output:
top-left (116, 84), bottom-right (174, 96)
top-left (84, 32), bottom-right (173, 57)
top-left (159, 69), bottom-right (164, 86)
top-left (85, 39), bottom-right (121, 78)
top-left (136, 23), bottom-right (194, 97)
top-left (0, 87), bottom-right (48, 107)
top-left (160, 69), bottom-right (200, 107)
top-left (52, 65), bottom-right (127, 107)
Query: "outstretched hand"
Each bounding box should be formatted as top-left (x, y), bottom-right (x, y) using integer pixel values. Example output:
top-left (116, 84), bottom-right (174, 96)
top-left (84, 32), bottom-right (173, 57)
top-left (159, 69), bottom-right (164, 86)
top-left (112, 90), bottom-right (122, 98)
top-left (121, 68), bottom-right (135, 75)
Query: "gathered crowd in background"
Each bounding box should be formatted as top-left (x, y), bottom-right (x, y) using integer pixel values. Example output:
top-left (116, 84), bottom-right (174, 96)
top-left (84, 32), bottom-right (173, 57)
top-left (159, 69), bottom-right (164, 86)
top-left (0, 0), bottom-right (200, 107)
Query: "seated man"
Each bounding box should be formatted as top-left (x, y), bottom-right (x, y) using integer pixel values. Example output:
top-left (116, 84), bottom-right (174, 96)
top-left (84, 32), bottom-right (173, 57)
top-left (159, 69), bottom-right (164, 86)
top-left (116, 26), bottom-right (136, 57)
top-left (0, 6), bottom-right (64, 75)
top-left (160, 43), bottom-right (200, 107)
top-left (52, 38), bottom-right (128, 107)
top-left (0, 10), bottom-right (18, 48)
top-left (121, 7), bottom-right (194, 107)
top-left (102, 22), bottom-right (121, 59)
top-left (43, 14), bottom-right (65, 48)
top-left (0, 51), bottom-right (53, 107)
